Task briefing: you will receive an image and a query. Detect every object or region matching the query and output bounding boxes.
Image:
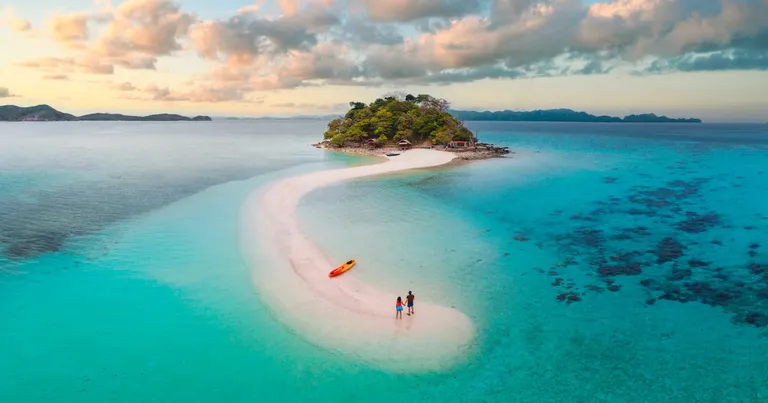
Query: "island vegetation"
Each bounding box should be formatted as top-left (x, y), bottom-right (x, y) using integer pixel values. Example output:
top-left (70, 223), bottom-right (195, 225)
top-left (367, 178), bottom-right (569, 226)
top-left (322, 93), bottom-right (475, 147)
top-left (0, 104), bottom-right (212, 122)
top-left (316, 94), bottom-right (510, 160)
top-left (450, 108), bottom-right (702, 123)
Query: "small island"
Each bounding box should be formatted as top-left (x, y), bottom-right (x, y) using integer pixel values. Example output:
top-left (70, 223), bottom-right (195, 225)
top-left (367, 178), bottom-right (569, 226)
top-left (314, 94), bottom-right (510, 160)
top-left (0, 104), bottom-right (212, 122)
top-left (450, 108), bottom-right (702, 123)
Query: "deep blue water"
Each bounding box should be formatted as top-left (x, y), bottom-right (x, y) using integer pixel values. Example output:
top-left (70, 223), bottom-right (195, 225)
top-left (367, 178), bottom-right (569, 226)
top-left (2, 121), bottom-right (768, 402)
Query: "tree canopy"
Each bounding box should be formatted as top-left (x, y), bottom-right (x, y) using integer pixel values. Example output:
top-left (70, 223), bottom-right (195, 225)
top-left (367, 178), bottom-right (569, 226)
top-left (324, 94), bottom-right (474, 147)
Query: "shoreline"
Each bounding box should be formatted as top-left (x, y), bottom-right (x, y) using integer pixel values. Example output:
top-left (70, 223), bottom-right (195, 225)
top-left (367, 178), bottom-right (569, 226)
top-left (242, 149), bottom-right (474, 371)
top-left (313, 142), bottom-right (512, 161)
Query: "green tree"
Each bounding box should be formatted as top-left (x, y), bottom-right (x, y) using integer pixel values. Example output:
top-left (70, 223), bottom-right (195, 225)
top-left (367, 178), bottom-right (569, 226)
top-left (372, 109), bottom-right (394, 138)
top-left (324, 118), bottom-right (343, 139)
top-left (431, 128), bottom-right (454, 145)
top-left (345, 126), bottom-right (368, 142)
top-left (415, 94), bottom-right (431, 104)
top-left (329, 133), bottom-right (349, 146)
top-left (325, 94), bottom-right (465, 147)
top-left (387, 99), bottom-right (417, 114)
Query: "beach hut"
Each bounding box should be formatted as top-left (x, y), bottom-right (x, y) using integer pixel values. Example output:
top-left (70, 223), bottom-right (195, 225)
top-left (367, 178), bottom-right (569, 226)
top-left (365, 138), bottom-right (379, 148)
top-left (449, 140), bottom-right (468, 148)
top-left (398, 139), bottom-right (412, 150)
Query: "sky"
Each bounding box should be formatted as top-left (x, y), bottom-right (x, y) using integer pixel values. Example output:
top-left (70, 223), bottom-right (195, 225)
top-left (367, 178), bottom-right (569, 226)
top-left (1, 0), bottom-right (767, 122)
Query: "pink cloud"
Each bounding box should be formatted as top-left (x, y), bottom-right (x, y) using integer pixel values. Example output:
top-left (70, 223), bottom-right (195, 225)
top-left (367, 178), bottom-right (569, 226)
top-left (43, 74), bottom-right (70, 80)
top-left (19, 57), bottom-right (114, 75)
top-left (48, 13), bottom-right (90, 46)
top-left (3, 7), bottom-right (32, 32)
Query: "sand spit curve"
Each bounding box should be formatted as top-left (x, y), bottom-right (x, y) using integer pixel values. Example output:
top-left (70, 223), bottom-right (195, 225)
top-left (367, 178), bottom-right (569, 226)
top-left (241, 149), bottom-right (475, 372)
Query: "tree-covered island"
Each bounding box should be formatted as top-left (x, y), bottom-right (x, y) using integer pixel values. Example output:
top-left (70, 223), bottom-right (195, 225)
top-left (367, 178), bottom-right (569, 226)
top-left (322, 94), bottom-right (475, 147)
top-left (316, 93), bottom-right (510, 159)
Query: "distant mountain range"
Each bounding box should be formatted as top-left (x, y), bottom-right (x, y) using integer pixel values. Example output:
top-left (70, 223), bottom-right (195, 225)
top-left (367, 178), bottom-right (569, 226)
top-left (0, 104), bottom-right (212, 122)
top-left (450, 108), bottom-right (702, 123)
top-left (1, 104), bottom-right (701, 124)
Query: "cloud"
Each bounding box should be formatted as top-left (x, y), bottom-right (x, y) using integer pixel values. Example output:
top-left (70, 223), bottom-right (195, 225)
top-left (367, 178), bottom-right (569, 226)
top-left (3, 6), bottom-right (32, 32)
top-left (18, 57), bottom-right (114, 74)
top-left (43, 74), bottom-right (70, 80)
top-left (20, 0), bottom-right (195, 78)
top-left (9, 0), bottom-right (768, 102)
top-left (340, 19), bottom-right (404, 46)
top-left (137, 83), bottom-right (250, 103)
top-left (0, 86), bottom-right (23, 98)
top-left (645, 49), bottom-right (768, 73)
top-left (189, 4), bottom-right (339, 65)
top-left (356, 0), bottom-right (768, 85)
top-left (577, 0), bottom-right (768, 59)
top-left (360, 4), bottom-right (581, 80)
top-left (355, 0), bottom-right (481, 23)
top-left (49, 13), bottom-right (91, 47)
top-left (272, 101), bottom-right (348, 110)
top-left (114, 82), bottom-right (137, 91)
top-left (94, 0), bottom-right (197, 57)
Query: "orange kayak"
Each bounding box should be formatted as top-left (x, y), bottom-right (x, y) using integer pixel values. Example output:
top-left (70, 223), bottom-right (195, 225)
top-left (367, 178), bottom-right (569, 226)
top-left (329, 259), bottom-right (356, 278)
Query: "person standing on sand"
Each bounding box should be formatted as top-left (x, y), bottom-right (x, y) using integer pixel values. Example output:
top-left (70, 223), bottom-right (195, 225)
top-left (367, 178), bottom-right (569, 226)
top-left (396, 296), bottom-right (404, 319)
top-left (406, 291), bottom-right (415, 315)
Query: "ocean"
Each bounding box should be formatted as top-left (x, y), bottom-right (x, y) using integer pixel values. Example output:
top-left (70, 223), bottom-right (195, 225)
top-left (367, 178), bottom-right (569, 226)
top-left (1, 120), bottom-right (767, 402)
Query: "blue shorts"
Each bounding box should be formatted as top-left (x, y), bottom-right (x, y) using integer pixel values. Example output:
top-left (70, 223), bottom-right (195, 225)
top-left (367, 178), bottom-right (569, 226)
top-left (396, 306), bottom-right (403, 312)
top-left (407, 302), bottom-right (413, 307)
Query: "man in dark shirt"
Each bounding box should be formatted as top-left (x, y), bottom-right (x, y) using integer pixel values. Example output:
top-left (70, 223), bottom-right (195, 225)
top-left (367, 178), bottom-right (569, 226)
top-left (406, 291), bottom-right (415, 315)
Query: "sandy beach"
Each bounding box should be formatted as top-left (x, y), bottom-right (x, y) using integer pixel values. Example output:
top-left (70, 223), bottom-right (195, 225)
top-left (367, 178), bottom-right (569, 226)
top-left (241, 149), bottom-right (475, 371)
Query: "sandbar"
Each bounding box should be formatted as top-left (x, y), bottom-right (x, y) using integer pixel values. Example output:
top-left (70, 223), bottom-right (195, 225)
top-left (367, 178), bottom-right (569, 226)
top-left (240, 149), bottom-right (475, 371)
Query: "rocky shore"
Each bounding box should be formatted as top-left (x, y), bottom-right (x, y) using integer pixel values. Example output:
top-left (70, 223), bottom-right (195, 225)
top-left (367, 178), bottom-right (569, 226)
top-left (312, 142), bottom-right (511, 161)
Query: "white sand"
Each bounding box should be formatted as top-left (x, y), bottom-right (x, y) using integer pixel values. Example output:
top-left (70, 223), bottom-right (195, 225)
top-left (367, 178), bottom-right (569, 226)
top-left (240, 149), bottom-right (475, 371)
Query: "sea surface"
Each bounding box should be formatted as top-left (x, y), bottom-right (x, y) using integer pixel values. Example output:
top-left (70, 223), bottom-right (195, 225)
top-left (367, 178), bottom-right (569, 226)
top-left (1, 120), bottom-right (768, 402)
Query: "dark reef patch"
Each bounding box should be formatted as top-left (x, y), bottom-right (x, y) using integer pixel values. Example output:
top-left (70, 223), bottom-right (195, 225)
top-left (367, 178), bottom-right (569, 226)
top-left (571, 227), bottom-right (603, 248)
top-left (749, 263), bottom-right (767, 275)
top-left (688, 259), bottom-right (710, 268)
top-left (556, 292), bottom-right (582, 304)
top-left (513, 233), bottom-right (530, 242)
top-left (657, 238), bottom-right (686, 263)
top-left (744, 312), bottom-right (768, 327)
top-left (598, 262), bottom-right (642, 276)
top-left (2, 232), bottom-right (67, 259)
top-left (668, 267), bottom-right (692, 281)
top-left (607, 284), bottom-right (622, 292)
top-left (585, 284), bottom-right (604, 293)
top-left (531, 170), bottom-right (768, 329)
top-left (676, 212), bottom-right (721, 233)
top-left (569, 214), bottom-right (599, 222)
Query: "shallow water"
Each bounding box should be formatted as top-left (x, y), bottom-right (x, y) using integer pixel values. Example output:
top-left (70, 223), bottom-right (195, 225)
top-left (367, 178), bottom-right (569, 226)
top-left (2, 121), bottom-right (768, 402)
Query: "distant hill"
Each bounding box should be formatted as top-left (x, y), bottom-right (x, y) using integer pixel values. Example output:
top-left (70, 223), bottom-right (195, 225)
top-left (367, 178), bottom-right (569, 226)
top-left (0, 104), bottom-right (212, 122)
top-left (450, 108), bottom-right (702, 123)
top-left (0, 104), bottom-right (77, 121)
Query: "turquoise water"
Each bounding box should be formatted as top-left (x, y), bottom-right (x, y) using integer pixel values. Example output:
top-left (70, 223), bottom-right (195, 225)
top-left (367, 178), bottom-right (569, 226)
top-left (2, 121), bottom-right (768, 402)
